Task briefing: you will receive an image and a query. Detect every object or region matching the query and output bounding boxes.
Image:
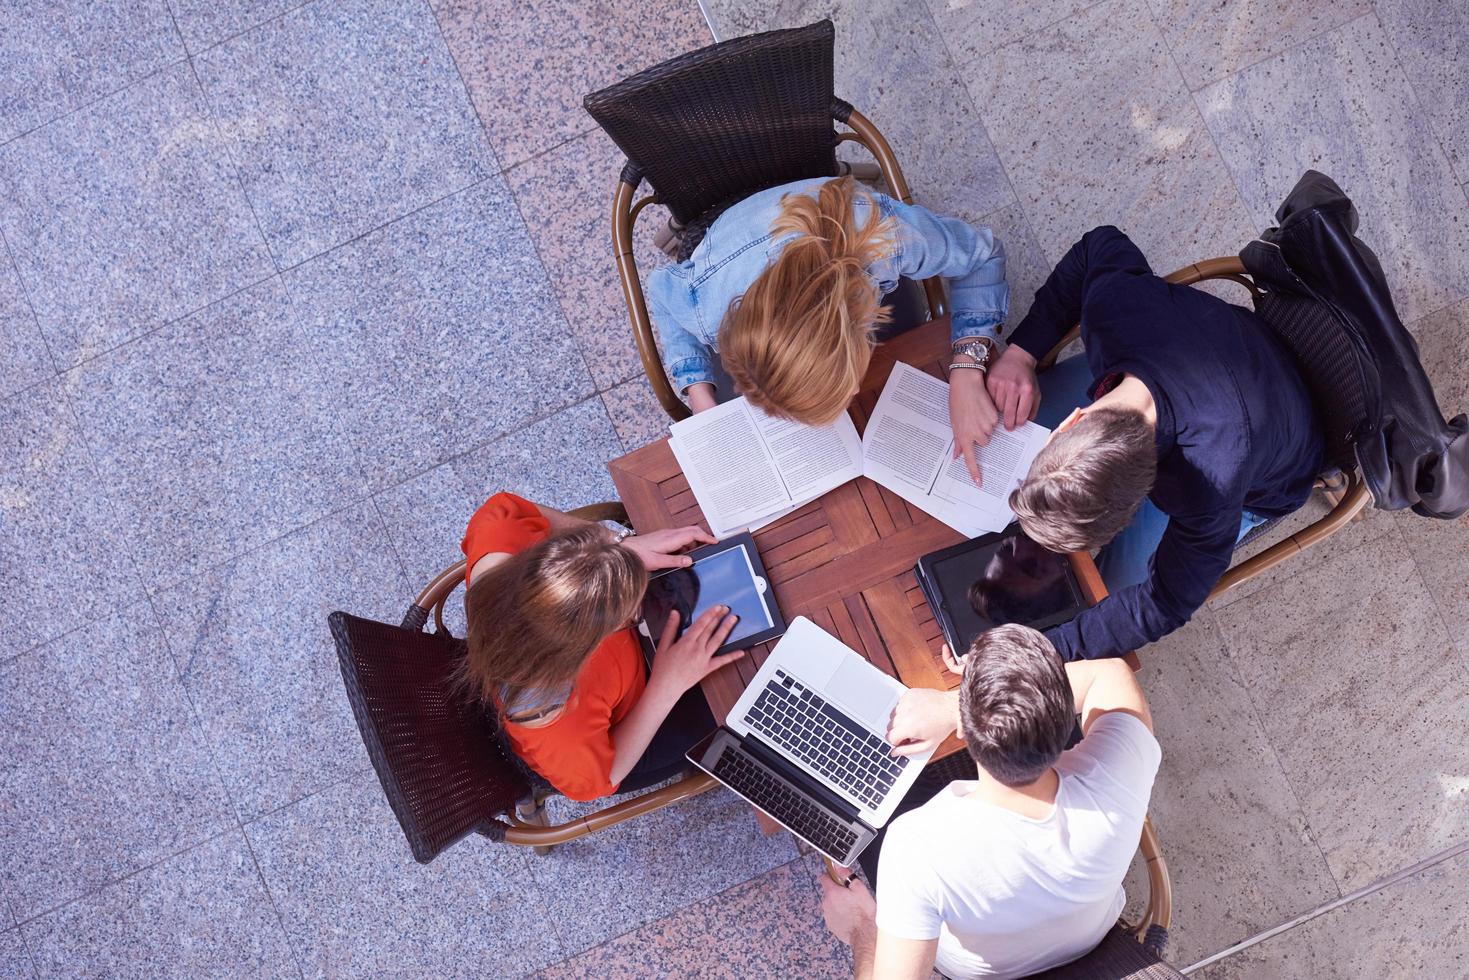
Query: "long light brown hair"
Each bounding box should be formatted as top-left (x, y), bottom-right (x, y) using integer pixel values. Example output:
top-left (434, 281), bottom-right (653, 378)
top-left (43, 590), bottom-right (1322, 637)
top-left (459, 525), bottom-right (648, 720)
top-left (719, 176), bottom-right (895, 425)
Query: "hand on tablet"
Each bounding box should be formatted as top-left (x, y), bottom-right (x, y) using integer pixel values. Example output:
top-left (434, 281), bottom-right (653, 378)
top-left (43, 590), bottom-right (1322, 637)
top-left (648, 606), bottom-right (745, 697)
top-left (623, 525), bottom-right (717, 570)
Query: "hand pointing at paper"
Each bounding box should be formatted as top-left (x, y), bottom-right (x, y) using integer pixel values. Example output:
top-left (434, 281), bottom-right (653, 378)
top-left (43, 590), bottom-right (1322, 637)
top-left (948, 369), bottom-right (1001, 487)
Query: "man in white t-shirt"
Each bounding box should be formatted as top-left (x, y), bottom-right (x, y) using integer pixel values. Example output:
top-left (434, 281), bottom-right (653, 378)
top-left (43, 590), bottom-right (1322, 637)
top-left (818, 624), bottom-right (1161, 979)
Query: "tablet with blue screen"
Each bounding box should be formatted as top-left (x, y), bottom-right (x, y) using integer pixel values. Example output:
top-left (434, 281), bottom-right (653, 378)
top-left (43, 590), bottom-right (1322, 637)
top-left (639, 532), bottom-right (786, 660)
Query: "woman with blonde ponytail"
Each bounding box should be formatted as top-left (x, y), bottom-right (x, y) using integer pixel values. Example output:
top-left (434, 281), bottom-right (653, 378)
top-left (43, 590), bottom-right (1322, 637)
top-left (649, 175), bottom-right (1014, 481)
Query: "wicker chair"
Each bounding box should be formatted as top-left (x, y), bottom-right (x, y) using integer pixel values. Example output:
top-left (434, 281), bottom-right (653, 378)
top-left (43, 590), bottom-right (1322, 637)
top-left (584, 19), bottom-right (943, 422)
top-left (1034, 257), bottom-right (1372, 602)
top-left (329, 502), bottom-right (715, 863)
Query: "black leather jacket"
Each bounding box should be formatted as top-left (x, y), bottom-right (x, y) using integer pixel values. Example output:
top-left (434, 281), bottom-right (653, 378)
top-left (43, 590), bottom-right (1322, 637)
top-left (1241, 171), bottom-right (1469, 519)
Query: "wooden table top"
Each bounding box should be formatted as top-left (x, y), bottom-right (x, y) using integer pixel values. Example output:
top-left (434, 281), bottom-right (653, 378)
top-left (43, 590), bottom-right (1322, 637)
top-left (607, 319), bottom-right (1133, 767)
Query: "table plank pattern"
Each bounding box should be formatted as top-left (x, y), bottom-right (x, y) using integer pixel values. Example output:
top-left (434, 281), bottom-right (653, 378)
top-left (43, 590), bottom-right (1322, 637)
top-left (608, 320), bottom-right (1132, 775)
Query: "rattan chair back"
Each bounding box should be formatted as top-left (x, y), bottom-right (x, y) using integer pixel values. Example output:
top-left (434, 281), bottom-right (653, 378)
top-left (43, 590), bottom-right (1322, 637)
top-left (583, 20), bottom-right (840, 225)
top-left (329, 611), bottom-right (527, 863)
top-left (1251, 290), bottom-right (1366, 474)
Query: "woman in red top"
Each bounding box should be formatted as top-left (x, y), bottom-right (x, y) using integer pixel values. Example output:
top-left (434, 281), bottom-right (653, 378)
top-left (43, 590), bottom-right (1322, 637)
top-left (459, 493), bottom-right (742, 801)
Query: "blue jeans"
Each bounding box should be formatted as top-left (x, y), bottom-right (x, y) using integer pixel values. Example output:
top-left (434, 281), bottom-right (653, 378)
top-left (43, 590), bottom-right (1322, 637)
top-left (1035, 355), bottom-right (1267, 593)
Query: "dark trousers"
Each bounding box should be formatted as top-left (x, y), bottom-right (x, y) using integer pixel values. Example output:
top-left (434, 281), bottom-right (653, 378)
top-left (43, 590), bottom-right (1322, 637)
top-left (618, 687), bottom-right (717, 794)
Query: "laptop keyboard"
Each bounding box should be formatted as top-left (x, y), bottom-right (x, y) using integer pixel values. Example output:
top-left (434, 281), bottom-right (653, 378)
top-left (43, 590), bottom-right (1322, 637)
top-left (712, 746), bottom-right (859, 859)
top-left (744, 669), bottom-right (909, 810)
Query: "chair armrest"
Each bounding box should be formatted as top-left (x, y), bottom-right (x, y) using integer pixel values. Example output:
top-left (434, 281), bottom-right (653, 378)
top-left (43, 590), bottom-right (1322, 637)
top-left (1036, 325), bottom-right (1081, 373)
top-left (1207, 472), bottom-right (1370, 601)
top-left (569, 501), bottom-right (630, 526)
top-left (501, 770), bottom-right (719, 846)
top-left (612, 177), bottom-right (691, 423)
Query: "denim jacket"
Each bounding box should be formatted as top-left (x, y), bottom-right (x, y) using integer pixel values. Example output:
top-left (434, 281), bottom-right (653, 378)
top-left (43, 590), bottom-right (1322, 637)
top-left (646, 177), bottom-right (1009, 394)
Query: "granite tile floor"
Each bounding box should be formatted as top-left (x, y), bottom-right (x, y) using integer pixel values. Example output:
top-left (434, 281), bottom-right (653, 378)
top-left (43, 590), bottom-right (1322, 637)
top-left (0, 0), bottom-right (1465, 977)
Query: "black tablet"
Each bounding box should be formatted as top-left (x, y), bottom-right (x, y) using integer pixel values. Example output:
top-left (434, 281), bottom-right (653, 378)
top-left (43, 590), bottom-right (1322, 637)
top-left (639, 532), bottom-right (786, 660)
top-left (914, 526), bottom-right (1085, 656)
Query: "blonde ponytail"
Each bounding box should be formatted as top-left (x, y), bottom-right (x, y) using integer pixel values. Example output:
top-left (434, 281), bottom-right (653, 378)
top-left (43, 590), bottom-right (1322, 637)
top-left (719, 177), bottom-right (895, 425)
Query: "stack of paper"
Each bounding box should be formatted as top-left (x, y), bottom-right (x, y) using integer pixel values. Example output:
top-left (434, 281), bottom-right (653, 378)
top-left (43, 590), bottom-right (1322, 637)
top-left (668, 398), bottom-right (863, 538)
top-left (861, 362), bottom-right (1050, 538)
top-left (667, 363), bottom-right (1051, 540)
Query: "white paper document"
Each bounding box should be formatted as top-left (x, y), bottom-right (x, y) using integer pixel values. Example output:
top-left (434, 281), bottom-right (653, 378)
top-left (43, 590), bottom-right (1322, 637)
top-left (862, 361), bottom-right (1050, 537)
top-left (667, 363), bottom-right (1050, 539)
top-left (669, 397), bottom-right (863, 538)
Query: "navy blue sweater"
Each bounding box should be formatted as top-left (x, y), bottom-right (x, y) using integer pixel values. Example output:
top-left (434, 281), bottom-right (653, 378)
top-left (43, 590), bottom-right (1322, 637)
top-left (1009, 227), bottom-right (1323, 661)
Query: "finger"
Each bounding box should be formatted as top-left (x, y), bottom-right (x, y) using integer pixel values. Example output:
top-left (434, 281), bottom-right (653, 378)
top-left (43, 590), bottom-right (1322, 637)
top-left (1002, 386), bottom-right (1022, 431)
top-left (658, 609), bottom-right (681, 649)
top-left (941, 643), bottom-right (963, 675)
top-left (962, 442), bottom-right (984, 488)
top-left (707, 648), bottom-right (747, 673)
top-left (707, 613), bottom-right (740, 650)
top-left (686, 526), bottom-right (718, 545)
top-left (890, 738), bottom-right (936, 758)
top-left (647, 552), bottom-right (688, 570)
top-left (689, 605), bottom-right (728, 644)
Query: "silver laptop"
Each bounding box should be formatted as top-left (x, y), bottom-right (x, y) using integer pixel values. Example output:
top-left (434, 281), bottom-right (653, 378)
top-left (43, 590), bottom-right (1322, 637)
top-left (686, 616), bottom-right (937, 866)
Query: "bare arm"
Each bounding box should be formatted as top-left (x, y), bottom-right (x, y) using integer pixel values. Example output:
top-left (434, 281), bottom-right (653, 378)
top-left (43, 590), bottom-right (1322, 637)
top-left (1064, 657), bottom-right (1154, 734)
top-left (864, 931), bottom-right (938, 980)
top-left (608, 606), bottom-right (741, 786)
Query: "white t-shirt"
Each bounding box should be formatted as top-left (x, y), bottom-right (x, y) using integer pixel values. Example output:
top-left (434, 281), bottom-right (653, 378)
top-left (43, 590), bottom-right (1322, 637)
top-left (874, 712), bottom-right (1162, 979)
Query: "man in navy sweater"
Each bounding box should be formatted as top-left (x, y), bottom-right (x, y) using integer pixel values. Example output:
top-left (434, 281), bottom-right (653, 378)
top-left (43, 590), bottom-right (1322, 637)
top-left (984, 225), bottom-right (1324, 662)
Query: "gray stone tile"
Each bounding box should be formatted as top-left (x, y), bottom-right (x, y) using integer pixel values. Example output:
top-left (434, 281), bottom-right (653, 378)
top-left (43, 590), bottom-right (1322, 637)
top-left (965, 202), bottom-right (1052, 337)
top-left (1124, 612), bottom-right (1339, 964)
top-left (0, 1), bottom-right (183, 143)
top-left (168, 0), bottom-right (307, 53)
top-left (0, 244), bottom-right (51, 400)
top-left (431, 0), bottom-right (711, 169)
top-left (194, 0), bottom-right (494, 268)
top-left (1215, 532), bottom-right (1469, 889)
top-left (529, 784), bottom-right (800, 956)
top-left (0, 62), bottom-right (273, 368)
top-left (0, 382), bottom-right (145, 659)
top-left (0, 603), bottom-right (233, 920)
top-left (376, 397), bottom-right (624, 592)
top-left (1208, 491), bottom-right (1398, 610)
top-left (1374, 0), bottom-right (1469, 179)
top-left (159, 502), bottom-right (406, 821)
top-left (505, 130), bottom-right (670, 392)
top-left (20, 831), bottom-right (296, 979)
top-left (966, 0), bottom-right (1256, 272)
top-left (64, 278), bottom-right (365, 591)
top-left (535, 853), bottom-right (852, 979)
top-left (1397, 298), bottom-right (1469, 654)
top-left (246, 773), bottom-right (563, 977)
top-left (1197, 850), bottom-right (1469, 980)
top-left (288, 178), bottom-right (594, 491)
top-left (1146, 0), bottom-right (1371, 91)
top-left (0, 928), bottom-right (31, 979)
top-left (706, 0), bottom-right (1015, 219)
top-left (602, 376), bottom-right (673, 453)
top-left (1196, 14), bottom-right (1469, 324)
top-left (925, 0), bottom-right (1098, 64)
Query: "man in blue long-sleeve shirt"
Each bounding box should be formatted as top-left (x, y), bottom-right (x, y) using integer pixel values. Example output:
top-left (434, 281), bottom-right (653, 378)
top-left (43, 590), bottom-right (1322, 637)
top-left (980, 226), bottom-right (1323, 661)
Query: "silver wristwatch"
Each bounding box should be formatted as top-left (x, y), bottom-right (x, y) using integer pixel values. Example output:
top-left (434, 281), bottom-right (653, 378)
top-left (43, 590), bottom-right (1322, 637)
top-left (951, 337), bottom-right (1001, 372)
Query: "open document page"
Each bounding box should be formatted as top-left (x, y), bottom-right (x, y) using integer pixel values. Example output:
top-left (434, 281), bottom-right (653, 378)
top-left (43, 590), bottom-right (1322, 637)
top-left (862, 361), bottom-right (1050, 537)
top-left (669, 397), bottom-right (862, 538)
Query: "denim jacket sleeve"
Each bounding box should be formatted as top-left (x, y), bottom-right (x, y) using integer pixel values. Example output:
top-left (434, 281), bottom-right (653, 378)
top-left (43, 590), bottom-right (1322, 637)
top-left (881, 196), bottom-right (1009, 346)
top-left (647, 265), bottom-right (716, 393)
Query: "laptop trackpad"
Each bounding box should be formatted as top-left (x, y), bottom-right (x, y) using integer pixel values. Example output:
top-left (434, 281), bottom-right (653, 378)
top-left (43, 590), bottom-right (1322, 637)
top-left (826, 660), bottom-right (899, 733)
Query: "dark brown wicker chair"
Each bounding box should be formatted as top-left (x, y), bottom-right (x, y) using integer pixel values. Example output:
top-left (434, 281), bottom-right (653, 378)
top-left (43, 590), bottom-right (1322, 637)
top-left (584, 19), bottom-right (945, 422)
top-left (1033, 257), bottom-right (1372, 601)
top-left (329, 501), bottom-right (715, 863)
